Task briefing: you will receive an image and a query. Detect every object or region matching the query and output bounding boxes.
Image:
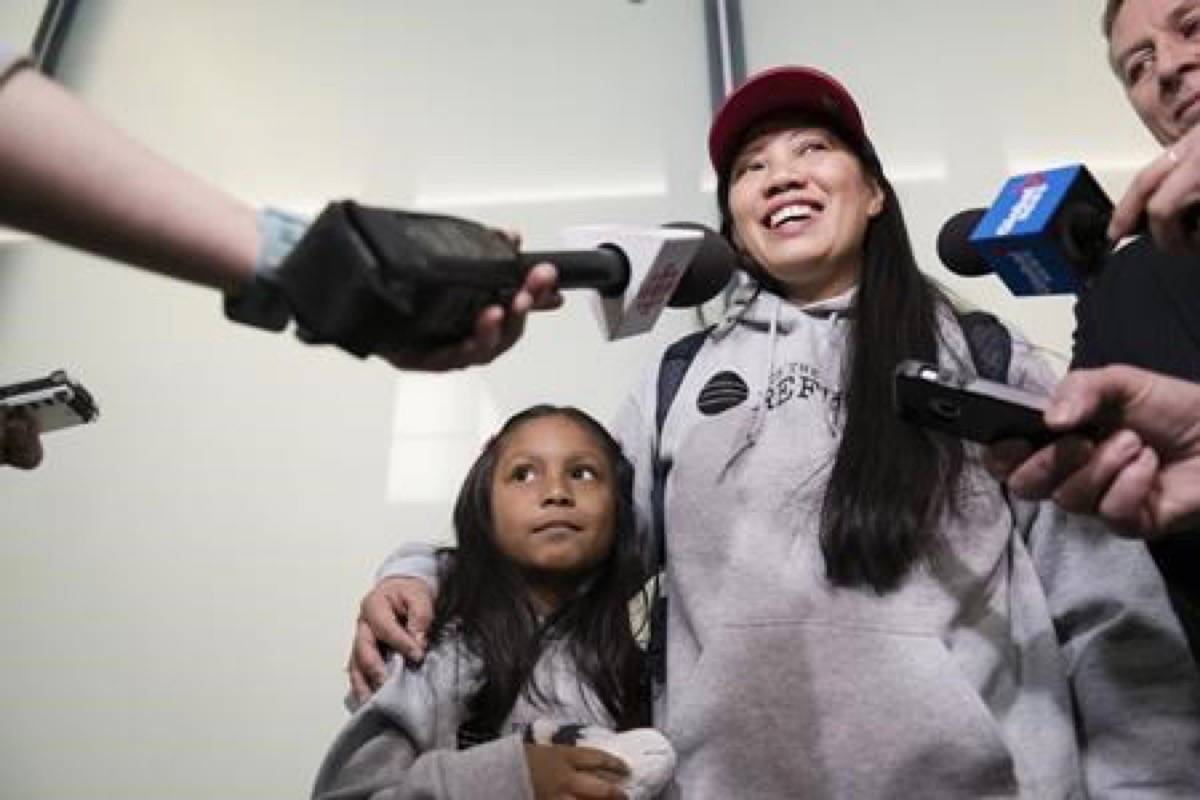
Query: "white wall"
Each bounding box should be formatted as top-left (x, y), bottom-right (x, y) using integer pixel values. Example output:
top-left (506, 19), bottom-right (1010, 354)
top-left (0, 1), bottom-right (1161, 797)
top-left (0, 3), bottom-right (43, 55)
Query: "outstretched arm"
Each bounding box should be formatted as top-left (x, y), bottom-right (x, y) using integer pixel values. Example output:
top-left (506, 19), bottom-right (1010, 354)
top-left (0, 60), bottom-right (562, 374)
top-left (0, 61), bottom-right (257, 291)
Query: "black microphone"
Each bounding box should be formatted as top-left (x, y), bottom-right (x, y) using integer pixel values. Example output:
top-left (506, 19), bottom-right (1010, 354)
top-left (515, 248), bottom-right (628, 295)
top-left (492, 222), bottom-right (733, 306)
top-left (936, 164), bottom-right (1112, 295)
top-left (267, 202), bottom-right (735, 355)
top-left (659, 221), bottom-right (739, 307)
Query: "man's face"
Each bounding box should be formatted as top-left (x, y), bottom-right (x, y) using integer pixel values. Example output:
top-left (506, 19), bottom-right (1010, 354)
top-left (1110, 0), bottom-right (1200, 144)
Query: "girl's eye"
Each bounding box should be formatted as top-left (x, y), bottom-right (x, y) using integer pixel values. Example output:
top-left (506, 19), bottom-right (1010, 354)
top-left (509, 464), bottom-right (536, 482)
top-left (570, 464), bottom-right (599, 481)
top-left (1183, 16), bottom-right (1200, 38)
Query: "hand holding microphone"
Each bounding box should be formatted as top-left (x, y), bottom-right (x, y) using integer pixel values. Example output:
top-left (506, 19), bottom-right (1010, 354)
top-left (237, 202), bottom-right (734, 362)
top-left (984, 365), bottom-right (1200, 540)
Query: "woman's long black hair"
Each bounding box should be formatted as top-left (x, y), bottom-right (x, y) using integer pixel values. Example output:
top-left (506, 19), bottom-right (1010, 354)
top-left (717, 116), bottom-right (967, 594)
top-left (427, 405), bottom-right (647, 738)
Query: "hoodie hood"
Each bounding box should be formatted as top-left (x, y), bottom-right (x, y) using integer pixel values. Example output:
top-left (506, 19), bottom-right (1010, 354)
top-left (713, 277), bottom-right (857, 337)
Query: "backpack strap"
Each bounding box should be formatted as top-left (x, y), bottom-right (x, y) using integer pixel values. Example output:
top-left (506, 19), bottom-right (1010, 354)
top-left (645, 327), bottom-right (710, 697)
top-left (957, 310), bottom-right (1012, 383)
top-left (651, 327), bottom-right (711, 569)
top-left (956, 310), bottom-right (1035, 543)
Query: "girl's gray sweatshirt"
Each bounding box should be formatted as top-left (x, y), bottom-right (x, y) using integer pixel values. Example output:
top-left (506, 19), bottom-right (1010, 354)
top-left (313, 635), bottom-right (614, 799)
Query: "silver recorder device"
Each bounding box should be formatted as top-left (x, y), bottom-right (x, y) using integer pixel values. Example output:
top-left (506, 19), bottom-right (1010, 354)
top-left (1, 370), bottom-right (99, 432)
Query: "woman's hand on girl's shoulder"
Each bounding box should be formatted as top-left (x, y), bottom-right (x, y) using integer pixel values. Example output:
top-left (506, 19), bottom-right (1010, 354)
top-left (524, 743), bottom-right (630, 800)
top-left (347, 576), bottom-right (436, 703)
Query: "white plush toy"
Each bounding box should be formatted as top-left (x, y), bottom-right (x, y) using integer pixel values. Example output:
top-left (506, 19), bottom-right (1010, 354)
top-left (524, 719), bottom-right (677, 799)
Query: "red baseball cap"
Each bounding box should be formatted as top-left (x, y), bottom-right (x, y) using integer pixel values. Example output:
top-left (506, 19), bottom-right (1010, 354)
top-left (707, 66), bottom-right (869, 177)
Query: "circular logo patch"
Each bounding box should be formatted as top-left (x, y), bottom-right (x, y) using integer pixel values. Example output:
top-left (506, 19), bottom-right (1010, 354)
top-left (698, 371), bottom-right (749, 416)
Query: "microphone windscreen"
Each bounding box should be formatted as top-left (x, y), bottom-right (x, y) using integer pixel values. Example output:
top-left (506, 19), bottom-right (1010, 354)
top-left (937, 208), bottom-right (992, 277)
top-left (663, 222), bottom-right (736, 307)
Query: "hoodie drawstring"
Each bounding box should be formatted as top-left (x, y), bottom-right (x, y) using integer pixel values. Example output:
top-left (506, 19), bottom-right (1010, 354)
top-left (721, 294), bottom-right (782, 475)
top-left (823, 312), bottom-right (844, 437)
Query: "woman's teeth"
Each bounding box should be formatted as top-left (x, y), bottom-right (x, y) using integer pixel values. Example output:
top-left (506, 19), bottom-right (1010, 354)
top-left (769, 204), bottom-right (817, 229)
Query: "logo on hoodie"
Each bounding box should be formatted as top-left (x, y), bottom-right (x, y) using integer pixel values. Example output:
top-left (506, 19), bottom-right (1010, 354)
top-left (765, 362), bottom-right (841, 414)
top-left (697, 371), bottom-right (749, 415)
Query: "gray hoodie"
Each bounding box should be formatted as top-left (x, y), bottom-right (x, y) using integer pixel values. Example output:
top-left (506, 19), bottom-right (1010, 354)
top-left (609, 283), bottom-right (1200, 798)
top-left (313, 633), bottom-right (615, 799)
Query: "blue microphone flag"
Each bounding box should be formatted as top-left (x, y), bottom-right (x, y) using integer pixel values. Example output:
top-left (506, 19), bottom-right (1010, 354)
top-left (970, 164), bottom-right (1111, 295)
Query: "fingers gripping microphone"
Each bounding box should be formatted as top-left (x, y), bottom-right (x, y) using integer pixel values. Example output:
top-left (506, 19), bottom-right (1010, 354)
top-left (937, 164), bottom-right (1112, 295)
top-left (265, 202), bottom-right (734, 356)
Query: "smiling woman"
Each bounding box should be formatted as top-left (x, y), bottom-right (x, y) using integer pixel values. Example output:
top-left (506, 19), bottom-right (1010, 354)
top-left (707, 66), bottom-right (965, 594)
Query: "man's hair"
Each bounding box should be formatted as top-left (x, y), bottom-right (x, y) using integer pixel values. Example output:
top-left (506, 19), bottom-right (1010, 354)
top-left (1103, 0), bottom-right (1124, 39)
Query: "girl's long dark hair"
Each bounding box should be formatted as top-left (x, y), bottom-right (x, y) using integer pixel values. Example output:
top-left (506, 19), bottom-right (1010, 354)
top-left (427, 405), bottom-right (647, 738)
top-left (718, 118), bottom-right (967, 594)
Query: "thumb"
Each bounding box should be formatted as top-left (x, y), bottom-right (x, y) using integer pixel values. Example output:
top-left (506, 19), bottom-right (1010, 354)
top-left (1044, 367), bottom-right (1124, 429)
top-left (405, 589), bottom-right (434, 644)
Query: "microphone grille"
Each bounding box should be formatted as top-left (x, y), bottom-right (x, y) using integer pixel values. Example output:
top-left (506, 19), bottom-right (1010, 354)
top-left (662, 222), bottom-right (735, 307)
top-left (937, 209), bottom-right (992, 277)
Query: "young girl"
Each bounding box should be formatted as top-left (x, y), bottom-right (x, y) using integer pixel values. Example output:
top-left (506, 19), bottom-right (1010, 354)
top-left (313, 405), bottom-right (671, 799)
top-left (353, 67), bottom-right (1200, 797)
